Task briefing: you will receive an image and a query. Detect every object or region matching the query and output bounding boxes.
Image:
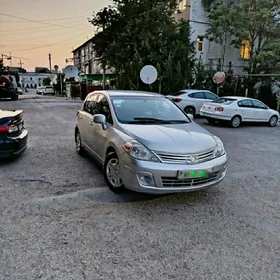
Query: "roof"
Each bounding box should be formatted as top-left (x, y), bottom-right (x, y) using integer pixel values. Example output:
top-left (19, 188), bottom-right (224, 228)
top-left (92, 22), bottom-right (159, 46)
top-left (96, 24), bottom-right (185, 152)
top-left (222, 96), bottom-right (250, 101)
top-left (72, 37), bottom-right (94, 53)
top-left (180, 89), bottom-right (213, 93)
top-left (89, 90), bottom-right (163, 97)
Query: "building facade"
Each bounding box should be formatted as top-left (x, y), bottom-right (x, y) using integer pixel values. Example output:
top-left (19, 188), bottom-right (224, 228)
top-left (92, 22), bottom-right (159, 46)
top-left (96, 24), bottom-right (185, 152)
top-left (72, 38), bottom-right (101, 75)
top-left (19, 73), bottom-right (55, 88)
top-left (174, 0), bottom-right (249, 74)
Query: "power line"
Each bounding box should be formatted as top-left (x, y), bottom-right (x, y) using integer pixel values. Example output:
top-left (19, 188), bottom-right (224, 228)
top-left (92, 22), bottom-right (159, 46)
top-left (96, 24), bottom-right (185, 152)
top-left (0, 12), bottom-right (88, 31)
top-left (10, 32), bottom-right (90, 52)
top-left (0, 15), bottom-right (90, 22)
top-left (0, 19), bottom-right (89, 33)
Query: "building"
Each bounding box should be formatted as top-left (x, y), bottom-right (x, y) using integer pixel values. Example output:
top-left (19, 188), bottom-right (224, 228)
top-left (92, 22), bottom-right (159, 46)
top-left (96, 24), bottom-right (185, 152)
top-left (174, 0), bottom-right (249, 74)
top-left (19, 72), bottom-right (55, 88)
top-left (72, 37), bottom-right (101, 74)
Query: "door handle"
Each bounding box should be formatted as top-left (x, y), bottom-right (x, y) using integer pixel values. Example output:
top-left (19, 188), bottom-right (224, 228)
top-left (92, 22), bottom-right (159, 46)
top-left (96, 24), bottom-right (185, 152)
top-left (89, 121), bottom-right (93, 125)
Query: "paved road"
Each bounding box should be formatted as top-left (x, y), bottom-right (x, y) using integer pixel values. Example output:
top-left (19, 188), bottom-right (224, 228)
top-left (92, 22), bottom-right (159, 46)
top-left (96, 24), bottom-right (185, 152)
top-left (1, 97), bottom-right (280, 280)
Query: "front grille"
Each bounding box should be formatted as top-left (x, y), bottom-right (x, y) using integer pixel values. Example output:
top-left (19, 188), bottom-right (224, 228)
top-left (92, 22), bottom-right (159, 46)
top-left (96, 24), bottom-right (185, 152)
top-left (161, 171), bottom-right (219, 187)
top-left (155, 148), bottom-right (216, 164)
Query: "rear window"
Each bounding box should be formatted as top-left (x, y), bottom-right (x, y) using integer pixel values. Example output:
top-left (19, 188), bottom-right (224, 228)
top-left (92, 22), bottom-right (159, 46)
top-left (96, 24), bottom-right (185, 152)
top-left (212, 98), bottom-right (237, 105)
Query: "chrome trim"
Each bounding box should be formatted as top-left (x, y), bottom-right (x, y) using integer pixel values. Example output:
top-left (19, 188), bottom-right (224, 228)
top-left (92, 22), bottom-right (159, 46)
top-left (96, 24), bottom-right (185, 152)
top-left (154, 148), bottom-right (216, 164)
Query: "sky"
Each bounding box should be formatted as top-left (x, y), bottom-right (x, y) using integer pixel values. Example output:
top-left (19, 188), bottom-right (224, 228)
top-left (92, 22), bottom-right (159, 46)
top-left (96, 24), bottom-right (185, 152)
top-left (0, 0), bottom-right (111, 72)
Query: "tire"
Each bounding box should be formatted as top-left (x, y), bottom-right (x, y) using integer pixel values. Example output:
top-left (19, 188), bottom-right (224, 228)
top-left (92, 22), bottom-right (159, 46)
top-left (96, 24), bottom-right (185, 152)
top-left (230, 115), bottom-right (241, 128)
top-left (268, 115), bottom-right (278, 127)
top-left (104, 153), bottom-right (126, 194)
top-left (11, 95), bottom-right (18, 101)
top-left (75, 130), bottom-right (86, 156)
top-left (184, 106), bottom-right (195, 116)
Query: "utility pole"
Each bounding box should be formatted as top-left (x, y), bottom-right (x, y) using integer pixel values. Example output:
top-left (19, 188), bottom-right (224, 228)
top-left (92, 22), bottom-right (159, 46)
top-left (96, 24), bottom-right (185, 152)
top-left (18, 60), bottom-right (24, 68)
top-left (9, 52), bottom-right (12, 67)
top-left (48, 53), bottom-right (52, 72)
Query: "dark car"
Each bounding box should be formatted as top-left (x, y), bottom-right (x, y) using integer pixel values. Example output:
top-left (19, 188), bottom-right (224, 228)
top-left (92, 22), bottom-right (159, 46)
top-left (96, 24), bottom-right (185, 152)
top-left (0, 88), bottom-right (19, 100)
top-left (0, 109), bottom-right (28, 158)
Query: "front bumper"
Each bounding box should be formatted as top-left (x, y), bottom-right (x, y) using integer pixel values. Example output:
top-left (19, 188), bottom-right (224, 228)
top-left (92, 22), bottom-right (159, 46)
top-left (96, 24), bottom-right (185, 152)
top-left (0, 129), bottom-right (28, 158)
top-left (121, 153), bottom-right (228, 194)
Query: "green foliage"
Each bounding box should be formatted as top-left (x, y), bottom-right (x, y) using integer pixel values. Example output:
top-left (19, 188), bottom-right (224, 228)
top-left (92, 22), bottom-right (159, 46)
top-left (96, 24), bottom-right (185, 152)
top-left (207, 0), bottom-right (280, 73)
top-left (43, 77), bottom-right (51, 86)
top-left (90, 0), bottom-right (195, 94)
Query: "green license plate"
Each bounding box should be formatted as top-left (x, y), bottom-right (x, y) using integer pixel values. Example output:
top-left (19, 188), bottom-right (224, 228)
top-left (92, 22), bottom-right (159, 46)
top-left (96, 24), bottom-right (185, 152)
top-left (177, 170), bottom-right (208, 180)
top-left (202, 112), bottom-right (211, 116)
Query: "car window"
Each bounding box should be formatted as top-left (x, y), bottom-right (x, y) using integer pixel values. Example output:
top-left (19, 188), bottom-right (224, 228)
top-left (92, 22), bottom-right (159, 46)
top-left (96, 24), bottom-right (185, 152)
top-left (213, 98), bottom-right (237, 105)
top-left (192, 92), bottom-right (205, 99)
top-left (111, 97), bottom-right (189, 124)
top-left (237, 100), bottom-right (253, 108)
top-left (204, 92), bottom-right (218, 100)
top-left (96, 94), bottom-right (113, 124)
top-left (251, 100), bottom-right (268, 109)
top-left (83, 93), bottom-right (99, 115)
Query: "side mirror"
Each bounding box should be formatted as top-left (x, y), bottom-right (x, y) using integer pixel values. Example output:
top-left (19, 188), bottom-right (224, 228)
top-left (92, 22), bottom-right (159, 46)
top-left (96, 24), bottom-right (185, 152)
top-left (187, 114), bottom-right (194, 121)
top-left (93, 114), bottom-right (108, 130)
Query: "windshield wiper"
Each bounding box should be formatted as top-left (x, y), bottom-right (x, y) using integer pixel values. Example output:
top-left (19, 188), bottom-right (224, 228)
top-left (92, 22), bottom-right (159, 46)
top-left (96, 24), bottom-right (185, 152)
top-left (128, 117), bottom-right (188, 124)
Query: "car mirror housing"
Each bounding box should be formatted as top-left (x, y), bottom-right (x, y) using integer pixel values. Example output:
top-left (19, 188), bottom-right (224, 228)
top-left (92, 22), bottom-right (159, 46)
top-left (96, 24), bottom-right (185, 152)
top-left (93, 114), bottom-right (108, 130)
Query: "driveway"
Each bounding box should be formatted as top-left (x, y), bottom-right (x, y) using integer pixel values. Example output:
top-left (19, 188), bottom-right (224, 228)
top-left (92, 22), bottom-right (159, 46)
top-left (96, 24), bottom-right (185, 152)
top-left (1, 97), bottom-right (280, 280)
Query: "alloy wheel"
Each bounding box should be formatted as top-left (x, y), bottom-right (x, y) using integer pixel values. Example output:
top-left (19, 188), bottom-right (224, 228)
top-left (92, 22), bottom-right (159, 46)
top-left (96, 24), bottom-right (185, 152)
top-left (106, 158), bottom-right (123, 188)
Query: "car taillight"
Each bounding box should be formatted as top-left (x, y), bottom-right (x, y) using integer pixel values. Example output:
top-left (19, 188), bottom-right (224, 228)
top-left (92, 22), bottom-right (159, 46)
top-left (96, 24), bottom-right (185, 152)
top-left (76, 111), bottom-right (80, 116)
top-left (0, 126), bottom-right (9, 134)
top-left (172, 98), bottom-right (182, 103)
top-left (215, 107), bottom-right (224, 112)
top-left (202, 104), bottom-right (206, 109)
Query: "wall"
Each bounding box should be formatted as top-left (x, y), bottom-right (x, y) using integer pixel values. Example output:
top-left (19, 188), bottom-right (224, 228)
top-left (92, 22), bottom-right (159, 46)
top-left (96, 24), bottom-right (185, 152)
top-left (189, 0), bottom-right (248, 74)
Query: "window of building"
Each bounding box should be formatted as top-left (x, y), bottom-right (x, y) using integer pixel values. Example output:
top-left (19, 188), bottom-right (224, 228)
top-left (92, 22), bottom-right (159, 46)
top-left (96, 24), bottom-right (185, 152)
top-left (240, 40), bottom-right (250, 60)
top-left (197, 36), bottom-right (204, 52)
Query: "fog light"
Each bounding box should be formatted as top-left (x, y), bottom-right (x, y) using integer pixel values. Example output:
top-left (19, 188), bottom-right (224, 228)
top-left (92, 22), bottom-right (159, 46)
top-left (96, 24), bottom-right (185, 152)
top-left (137, 174), bottom-right (155, 186)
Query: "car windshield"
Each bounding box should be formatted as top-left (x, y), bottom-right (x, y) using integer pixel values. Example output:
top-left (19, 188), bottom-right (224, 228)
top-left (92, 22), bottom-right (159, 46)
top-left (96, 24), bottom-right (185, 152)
top-left (111, 96), bottom-right (190, 124)
top-left (212, 98), bottom-right (237, 105)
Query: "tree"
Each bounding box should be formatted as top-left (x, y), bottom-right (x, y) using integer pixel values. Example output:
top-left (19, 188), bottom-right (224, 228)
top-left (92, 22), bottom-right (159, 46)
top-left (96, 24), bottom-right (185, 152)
top-left (207, 0), bottom-right (280, 73)
top-left (90, 0), bottom-right (195, 93)
top-left (43, 77), bottom-right (51, 86)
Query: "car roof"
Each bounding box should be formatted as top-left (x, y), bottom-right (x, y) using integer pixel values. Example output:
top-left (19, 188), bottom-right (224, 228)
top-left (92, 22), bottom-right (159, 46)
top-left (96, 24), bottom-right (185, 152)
top-left (89, 90), bottom-right (164, 98)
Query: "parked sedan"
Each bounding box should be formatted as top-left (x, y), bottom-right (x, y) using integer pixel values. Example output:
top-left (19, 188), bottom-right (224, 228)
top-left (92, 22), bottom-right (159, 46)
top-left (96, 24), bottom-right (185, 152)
top-left (0, 109), bottom-right (28, 158)
top-left (200, 96), bottom-right (279, 128)
top-left (167, 89), bottom-right (218, 116)
top-left (75, 90), bottom-right (228, 194)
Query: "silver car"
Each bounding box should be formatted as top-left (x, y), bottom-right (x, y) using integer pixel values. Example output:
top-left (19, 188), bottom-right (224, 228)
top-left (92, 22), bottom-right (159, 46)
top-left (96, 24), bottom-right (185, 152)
top-left (75, 90), bottom-right (228, 194)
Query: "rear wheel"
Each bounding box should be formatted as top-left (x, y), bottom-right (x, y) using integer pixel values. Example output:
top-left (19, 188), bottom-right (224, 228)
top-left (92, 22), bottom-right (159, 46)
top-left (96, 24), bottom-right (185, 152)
top-left (104, 153), bottom-right (126, 193)
top-left (268, 115), bottom-right (278, 127)
top-left (230, 115), bottom-right (241, 128)
top-left (184, 106), bottom-right (195, 116)
top-left (11, 95), bottom-right (18, 101)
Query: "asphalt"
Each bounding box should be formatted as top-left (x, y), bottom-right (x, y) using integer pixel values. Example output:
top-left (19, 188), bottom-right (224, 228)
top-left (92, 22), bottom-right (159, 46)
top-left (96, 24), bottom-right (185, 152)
top-left (1, 96), bottom-right (280, 280)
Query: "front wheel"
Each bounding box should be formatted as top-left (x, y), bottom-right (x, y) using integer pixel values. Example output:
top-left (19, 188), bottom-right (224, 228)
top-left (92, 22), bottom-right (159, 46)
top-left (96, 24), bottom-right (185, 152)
top-left (268, 115), bottom-right (278, 127)
top-left (104, 153), bottom-right (126, 193)
top-left (75, 130), bottom-right (85, 156)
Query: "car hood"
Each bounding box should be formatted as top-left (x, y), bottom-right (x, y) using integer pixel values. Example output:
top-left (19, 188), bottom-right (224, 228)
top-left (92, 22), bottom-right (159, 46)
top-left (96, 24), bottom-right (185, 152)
top-left (120, 122), bottom-right (217, 154)
top-left (0, 109), bottom-right (22, 119)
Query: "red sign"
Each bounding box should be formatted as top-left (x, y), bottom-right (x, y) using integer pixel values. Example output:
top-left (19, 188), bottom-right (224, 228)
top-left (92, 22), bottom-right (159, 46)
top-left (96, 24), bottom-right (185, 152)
top-left (213, 72), bottom-right (226, 84)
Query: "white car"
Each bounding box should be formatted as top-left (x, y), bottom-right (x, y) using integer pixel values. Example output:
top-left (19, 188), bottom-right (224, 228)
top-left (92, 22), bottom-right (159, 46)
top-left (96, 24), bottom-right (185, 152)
top-left (200, 96), bottom-right (279, 128)
top-left (36, 86), bottom-right (44, 95)
top-left (167, 89), bottom-right (218, 116)
top-left (42, 86), bottom-right (54, 95)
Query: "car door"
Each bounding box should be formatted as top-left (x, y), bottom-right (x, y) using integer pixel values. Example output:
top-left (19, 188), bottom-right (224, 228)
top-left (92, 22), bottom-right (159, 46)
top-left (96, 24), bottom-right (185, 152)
top-left (87, 94), bottom-right (114, 162)
top-left (251, 100), bottom-right (271, 121)
top-left (78, 93), bottom-right (99, 149)
top-left (190, 91), bottom-right (207, 113)
top-left (237, 99), bottom-right (255, 121)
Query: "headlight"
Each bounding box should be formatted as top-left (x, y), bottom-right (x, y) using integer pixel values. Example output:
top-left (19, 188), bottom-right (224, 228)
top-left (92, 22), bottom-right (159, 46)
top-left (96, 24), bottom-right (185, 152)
top-left (122, 140), bottom-right (160, 162)
top-left (213, 136), bottom-right (225, 157)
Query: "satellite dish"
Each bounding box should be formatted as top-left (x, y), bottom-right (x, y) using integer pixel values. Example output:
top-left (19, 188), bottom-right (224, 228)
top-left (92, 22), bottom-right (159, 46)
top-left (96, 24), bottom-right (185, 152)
top-left (63, 65), bottom-right (79, 78)
top-left (140, 65), bottom-right (158, 85)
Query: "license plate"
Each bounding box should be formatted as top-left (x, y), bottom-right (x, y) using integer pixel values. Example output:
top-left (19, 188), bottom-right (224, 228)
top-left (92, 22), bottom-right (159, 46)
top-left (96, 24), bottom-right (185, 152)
top-left (202, 112), bottom-right (211, 117)
top-left (177, 170), bottom-right (208, 180)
